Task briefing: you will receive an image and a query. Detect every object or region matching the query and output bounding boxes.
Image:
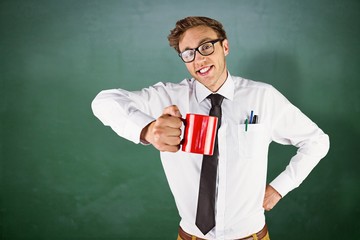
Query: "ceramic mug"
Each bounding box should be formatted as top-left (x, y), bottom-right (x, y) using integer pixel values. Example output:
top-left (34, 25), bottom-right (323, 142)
top-left (181, 113), bottom-right (218, 155)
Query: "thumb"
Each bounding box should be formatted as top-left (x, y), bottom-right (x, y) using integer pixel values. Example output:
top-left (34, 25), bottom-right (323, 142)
top-left (163, 105), bottom-right (182, 118)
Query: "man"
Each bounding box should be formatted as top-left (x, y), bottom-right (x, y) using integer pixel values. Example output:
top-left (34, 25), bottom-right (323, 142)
top-left (92, 16), bottom-right (329, 240)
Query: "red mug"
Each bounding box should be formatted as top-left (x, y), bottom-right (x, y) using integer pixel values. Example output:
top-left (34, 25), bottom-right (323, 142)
top-left (181, 113), bottom-right (218, 155)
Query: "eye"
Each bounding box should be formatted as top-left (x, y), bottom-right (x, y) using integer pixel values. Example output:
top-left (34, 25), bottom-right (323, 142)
top-left (184, 50), bottom-right (194, 58)
top-left (200, 43), bottom-right (213, 51)
top-left (181, 50), bottom-right (195, 62)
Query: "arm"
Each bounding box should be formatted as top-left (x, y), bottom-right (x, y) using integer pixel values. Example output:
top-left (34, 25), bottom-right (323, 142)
top-left (269, 106), bottom-right (330, 198)
top-left (263, 87), bottom-right (330, 210)
top-left (91, 88), bottom-right (159, 144)
top-left (92, 84), bottom-right (185, 151)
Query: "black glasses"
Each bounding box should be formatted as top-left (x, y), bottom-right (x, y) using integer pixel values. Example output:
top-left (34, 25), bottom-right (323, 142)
top-left (178, 39), bottom-right (223, 63)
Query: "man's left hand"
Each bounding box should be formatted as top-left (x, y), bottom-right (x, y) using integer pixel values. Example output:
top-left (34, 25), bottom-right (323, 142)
top-left (263, 185), bottom-right (282, 211)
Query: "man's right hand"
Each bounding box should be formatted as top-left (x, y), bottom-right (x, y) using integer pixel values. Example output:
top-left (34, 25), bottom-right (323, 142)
top-left (140, 105), bottom-right (183, 152)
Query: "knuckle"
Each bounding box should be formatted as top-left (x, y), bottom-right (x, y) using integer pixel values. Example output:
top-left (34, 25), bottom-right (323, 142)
top-left (163, 105), bottom-right (180, 116)
top-left (176, 119), bottom-right (183, 128)
top-left (156, 116), bottom-right (165, 125)
top-left (152, 129), bottom-right (163, 142)
top-left (163, 105), bottom-right (174, 113)
top-left (169, 105), bottom-right (178, 110)
top-left (152, 128), bottom-right (160, 136)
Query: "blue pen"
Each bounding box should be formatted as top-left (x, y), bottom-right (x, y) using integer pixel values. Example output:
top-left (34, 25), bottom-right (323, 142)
top-left (249, 110), bottom-right (254, 124)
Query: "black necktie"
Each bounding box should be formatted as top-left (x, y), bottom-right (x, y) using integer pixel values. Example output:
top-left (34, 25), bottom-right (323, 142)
top-left (195, 94), bottom-right (224, 235)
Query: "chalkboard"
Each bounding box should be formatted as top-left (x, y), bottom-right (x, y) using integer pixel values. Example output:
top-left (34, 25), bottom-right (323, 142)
top-left (1, 0), bottom-right (359, 239)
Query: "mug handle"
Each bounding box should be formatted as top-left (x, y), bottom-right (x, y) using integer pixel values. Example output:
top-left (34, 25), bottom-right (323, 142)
top-left (180, 118), bottom-right (186, 145)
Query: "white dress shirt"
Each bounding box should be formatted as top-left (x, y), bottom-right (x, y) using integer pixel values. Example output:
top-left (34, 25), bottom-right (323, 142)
top-left (91, 73), bottom-right (329, 239)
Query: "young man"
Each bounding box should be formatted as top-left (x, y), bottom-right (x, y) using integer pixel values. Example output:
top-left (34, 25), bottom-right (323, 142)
top-left (92, 16), bottom-right (329, 240)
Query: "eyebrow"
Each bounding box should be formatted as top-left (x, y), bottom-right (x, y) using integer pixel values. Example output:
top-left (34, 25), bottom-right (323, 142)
top-left (182, 37), bottom-right (214, 51)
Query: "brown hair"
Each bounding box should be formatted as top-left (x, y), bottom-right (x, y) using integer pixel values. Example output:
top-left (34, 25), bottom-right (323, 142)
top-left (168, 16), bottom-right (227, 53)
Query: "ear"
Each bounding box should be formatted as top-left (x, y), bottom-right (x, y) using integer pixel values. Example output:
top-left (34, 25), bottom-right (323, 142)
top-left (222, 39), bottom-right (229, 56)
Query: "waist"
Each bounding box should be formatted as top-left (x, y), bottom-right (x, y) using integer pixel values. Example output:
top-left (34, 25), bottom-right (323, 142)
top-left (178, 224), bottom-right (268, 240)
top-left (179, 211), bottom-right (265, 239)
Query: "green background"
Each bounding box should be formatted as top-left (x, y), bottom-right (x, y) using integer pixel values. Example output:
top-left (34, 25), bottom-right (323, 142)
top-left (1, 0), bottom-right (359, 239)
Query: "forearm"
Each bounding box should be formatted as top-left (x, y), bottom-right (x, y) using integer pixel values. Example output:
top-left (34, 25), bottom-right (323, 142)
top-left (91, 89), bottom-right (156, 144)
top-left (270, 132), bottom-right (330, 197)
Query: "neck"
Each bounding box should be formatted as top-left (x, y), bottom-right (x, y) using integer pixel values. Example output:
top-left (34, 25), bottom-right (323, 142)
top-left (209, 70), bottom-right (228, 93)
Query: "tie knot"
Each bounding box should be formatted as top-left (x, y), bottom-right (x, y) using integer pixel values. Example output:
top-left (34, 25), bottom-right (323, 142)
top-left (208, 94), bottom-right (224, 107)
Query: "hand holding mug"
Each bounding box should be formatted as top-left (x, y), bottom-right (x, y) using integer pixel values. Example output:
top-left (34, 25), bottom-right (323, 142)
top-left (141, 105), bottom-right (183, 152)
top-left (141, 105), bottom-right (218, 155)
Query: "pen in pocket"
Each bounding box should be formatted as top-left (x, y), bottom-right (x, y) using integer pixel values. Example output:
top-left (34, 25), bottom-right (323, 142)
top-left (252, 115), bottom-right (258, 124)
top-left (245, 111), bottom-right (259, 131)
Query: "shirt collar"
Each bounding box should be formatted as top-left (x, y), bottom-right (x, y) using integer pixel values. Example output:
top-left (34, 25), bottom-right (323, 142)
top-left (195, 72), bottom-right (235, 103)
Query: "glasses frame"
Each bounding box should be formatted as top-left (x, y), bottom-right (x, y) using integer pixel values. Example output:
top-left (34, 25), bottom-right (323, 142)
top-left (178, 39), bottom-right (223, 63)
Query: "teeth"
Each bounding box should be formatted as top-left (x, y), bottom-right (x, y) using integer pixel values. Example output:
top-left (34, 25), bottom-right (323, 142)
top-left (199, 66), bottom-right (210, 73)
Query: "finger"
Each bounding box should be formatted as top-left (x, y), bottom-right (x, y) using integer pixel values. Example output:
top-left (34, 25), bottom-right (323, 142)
top-left (157, 115), bottom-right (183, 129)
top-left (154, 142), bottom-right (180, 152)
top-left (263, 202), bottom-right (273, 211)
top-left (263, 201), bottom-right (271, 211)
top-left (152, 126), bottom-right (181, 146)
top-left (160, 144), bottom-right (180, 153)
top-left (153, 128), bottom-right (181, 146)
top-left (165, 135), bottom-right (182, 146)
top-left (163, 105), bottom-right (182, 117)
top-left (164, 127), bottom-right (182, 137)
top-left (263, 193), bottom-right (281, 211)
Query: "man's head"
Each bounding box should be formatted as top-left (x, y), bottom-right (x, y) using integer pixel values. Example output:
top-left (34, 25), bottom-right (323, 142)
top-left (168, 16), bottom-right (229, 92)
top-left (168, 16), bottom-right (227, 53)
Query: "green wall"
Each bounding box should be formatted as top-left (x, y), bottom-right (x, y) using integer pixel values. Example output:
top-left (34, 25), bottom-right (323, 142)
top-left (1, 0), bottom-right (359, 239)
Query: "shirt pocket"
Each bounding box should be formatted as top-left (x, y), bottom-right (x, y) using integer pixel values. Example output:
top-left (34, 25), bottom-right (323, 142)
top-left (237, 124), bottom-right (269, 159)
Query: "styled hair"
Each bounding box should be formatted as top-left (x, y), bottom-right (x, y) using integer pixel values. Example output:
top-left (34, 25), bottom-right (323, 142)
top-left (168, 16), bottom-right (227, 53)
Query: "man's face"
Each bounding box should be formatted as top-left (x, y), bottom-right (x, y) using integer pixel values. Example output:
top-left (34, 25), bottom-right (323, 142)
top-left (178, 26), bottom-right (229, 92)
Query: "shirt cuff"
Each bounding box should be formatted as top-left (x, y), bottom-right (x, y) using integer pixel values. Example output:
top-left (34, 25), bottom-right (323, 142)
top-left (269, 172), bottom-right (296, 198)
top-left (123, 110), bottom-right (155, 144)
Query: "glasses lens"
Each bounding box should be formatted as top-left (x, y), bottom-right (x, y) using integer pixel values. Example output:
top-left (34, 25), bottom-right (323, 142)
top-left (181, 50), bottom-right (195, 63)
top-left (199, 42), bottom-right (214, 56)
top-left (179, 39), bottom-right (220, 63)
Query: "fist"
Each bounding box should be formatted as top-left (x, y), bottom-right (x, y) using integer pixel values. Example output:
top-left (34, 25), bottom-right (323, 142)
top-left (141, 105), bottom-right (183, 152)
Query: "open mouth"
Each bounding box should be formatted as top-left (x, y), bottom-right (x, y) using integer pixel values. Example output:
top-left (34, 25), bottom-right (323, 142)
top-left (197, 66), bottom-right (213, 76)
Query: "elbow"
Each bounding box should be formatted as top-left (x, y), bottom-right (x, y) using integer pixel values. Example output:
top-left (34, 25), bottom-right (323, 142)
top-left (298, 132), bottom-right (330, 159)
top-left (314, 132), bottom-right (330, 160)
top-left (322, 133), bottom-right (330, 158)
top-left (91, 93), bottom-right (102, 118)
top-left (91, 90), bottom-right (112, 121)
